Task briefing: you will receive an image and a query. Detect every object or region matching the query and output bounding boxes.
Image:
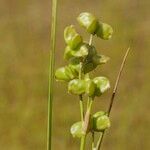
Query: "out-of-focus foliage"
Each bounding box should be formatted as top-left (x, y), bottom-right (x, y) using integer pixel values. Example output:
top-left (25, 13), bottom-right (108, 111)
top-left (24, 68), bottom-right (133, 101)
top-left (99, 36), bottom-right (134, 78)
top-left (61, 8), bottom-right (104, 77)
top-left (0, 0), bottom-right (149, 150)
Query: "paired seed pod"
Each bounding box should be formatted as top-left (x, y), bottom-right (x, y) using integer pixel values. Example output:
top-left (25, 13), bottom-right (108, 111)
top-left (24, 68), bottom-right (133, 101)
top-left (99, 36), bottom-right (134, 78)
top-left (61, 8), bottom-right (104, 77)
top-left (55, 66), bottom-right (77, 82)
top-left (70, 121), bottom-right (85, 138)
top-left (68, 77), bottom-right (110, 96)
top-left (68, 78), bottom-right (96, 96)
top-left (92, 111), bottom-right (110, 132)
top-left (64, 43), bottom-right (89, 61)
top-left (77, 12), bottom-right (99, 34)
top-left (93, 77), bottom-right (110, 96)
top-left (82, 46), bottom-right (109, 73)
top-left (64, 25), bottom-right (83, 49)
top-left (77, 12), bottom-right (113, 40)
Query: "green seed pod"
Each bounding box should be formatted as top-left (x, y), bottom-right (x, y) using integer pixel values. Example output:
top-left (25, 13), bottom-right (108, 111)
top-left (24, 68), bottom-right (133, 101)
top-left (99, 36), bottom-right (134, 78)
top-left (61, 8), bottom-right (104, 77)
top-left (96, 22), bottom-right (113, 40)
top-left (64, 43), bottom-right (90, 61)
top-left (93, 77), bottom-right (110, 96)
top-left (73, 43), bottom-right (89, 57)
top-left (70, 121), bottom-right (84, 138)
top-left (92, 55), bottom-right (110, 65)
top-left (82, 62), bottom-right (97, 74)
top-left (68, 64), bottom-right (80, 75)
top-left (65, 66), bottom-right (76, 79)
top-left (64, 25), bottom-right (83, 49)
top-left (92, 111), bottom-right (110, 132)
top-left (82, 45), bottom-right (98, 74)
top-left (68, 79), bottom-right (86, 95)
top-left (69, 57), bottom-right (81, 65)
top-left (85, 79), bottom-right (96, 97)
top-left (55, 66), bottom-right (76, 82)
top-left (86, 45), bottom-right (97, 59)
top-left (77, 12), bottom-right (99, 34)
top-left (64, 46), bottom-right (75, 61)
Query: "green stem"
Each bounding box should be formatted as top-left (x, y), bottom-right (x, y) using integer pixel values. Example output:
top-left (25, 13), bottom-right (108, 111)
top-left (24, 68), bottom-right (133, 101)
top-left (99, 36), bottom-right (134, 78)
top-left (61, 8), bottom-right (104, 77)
top-left (79, 61), bottom-right (85, 150)
top-left (47, 0), bottom-right (58, 150)
top-left (80, 97), bottom-right (93, 150)
top-left (79, 95), bottom-right (84, 121)
top-left (80, 35), bottom-right (93, 150)
top-left (79, 61), bottom-right (84, 121)
top-left (80, 135), bottom-right (86, 150)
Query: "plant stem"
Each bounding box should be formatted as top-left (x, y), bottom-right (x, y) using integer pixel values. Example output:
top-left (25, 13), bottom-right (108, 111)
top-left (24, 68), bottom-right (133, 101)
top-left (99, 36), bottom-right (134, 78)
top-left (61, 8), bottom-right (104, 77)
top-left (79, 61), bottom-right (84, 121)
top-left (89, 35), bottom-right (93, 46)
top-left (96, 47), bottom-right (131, 150)
top-left (79, 61), bottom-right (85, 150)
top-left (80, 35), bottom-right (93, 150)
top-left (47, 0), bottom-right (58, 150)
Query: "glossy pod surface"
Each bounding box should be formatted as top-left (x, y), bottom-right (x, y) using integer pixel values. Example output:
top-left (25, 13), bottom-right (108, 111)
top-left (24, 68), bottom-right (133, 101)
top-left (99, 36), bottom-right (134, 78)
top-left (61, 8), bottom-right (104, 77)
top-left (93, 76), bottom-right (110, 96)
top-left (70, 121), bottom-right (84, 138)
top-left (96, 22), bottom-right (113, 40)
top-left (85, 79), bottom-right (96, 97)
top-left (77, 12), bottom-right (99, 34)
top-left (68, 79), bottom-right (86, 95)
top-left (55, 66), bottom-right (77, 82)
top-left (64, 25), bottom-right (83, 49)
top-left (92, 111), bottom-right (110, 132)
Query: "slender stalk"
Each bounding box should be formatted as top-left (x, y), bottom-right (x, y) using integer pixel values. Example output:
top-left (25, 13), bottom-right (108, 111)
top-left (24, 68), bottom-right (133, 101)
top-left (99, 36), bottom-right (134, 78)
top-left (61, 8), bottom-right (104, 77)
top-left (96, 47), bottom-right (131, 150)
top-left (89, 35), bottom-right (93, 46)
top-left (79, 62), bottom-right (84, 121)
top-left (79, 61), bottom-right (85, 150)
top-left (80, 35), bottom-right (93, 150)
top-left (47, 0), bottom-right (58, 150)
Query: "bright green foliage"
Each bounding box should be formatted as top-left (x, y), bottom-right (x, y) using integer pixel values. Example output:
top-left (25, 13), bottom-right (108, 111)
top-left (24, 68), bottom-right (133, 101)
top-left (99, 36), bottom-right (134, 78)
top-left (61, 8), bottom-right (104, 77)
top-left (77, 12), bottom-right (99, 34)
top-left (93, 77), bottom-right (110, 96)
top-left (92, 111), bottom-right (110, 132)
top-left (70, 121), bottom-right (85, 138)
top-left (64, 25), bottom-right (83, 49)
top-left (96, 22), bottom-right (113, 40)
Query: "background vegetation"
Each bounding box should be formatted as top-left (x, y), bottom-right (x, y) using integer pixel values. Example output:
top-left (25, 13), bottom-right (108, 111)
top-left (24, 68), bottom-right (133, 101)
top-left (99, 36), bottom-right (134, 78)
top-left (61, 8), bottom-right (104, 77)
top-left (0, 0), bottom-right (149, 149)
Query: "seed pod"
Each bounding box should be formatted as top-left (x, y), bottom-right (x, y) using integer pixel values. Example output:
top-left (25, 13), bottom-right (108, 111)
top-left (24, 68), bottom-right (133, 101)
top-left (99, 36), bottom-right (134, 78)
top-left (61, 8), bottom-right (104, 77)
top-left (82, 45), bottom-right (98, 74)
top-left (73, 43), bottom-right (89, 57)
top-left (82, 62), bottom-right (97, 74)
top-left (69, 57), bottom-right (81, 65)
top-left (70, 121), bottom-right (85, 138)
top-left (64, 46), bottom-right (75, 61)
top-left (65, 66), bottom-right (77, 79)
top-left (92, 55), bottom-right (110, 65)
top-left (64, 25), bottom-right (83, 49)
top-left (68, 79), bottom-right (86, 95)
top-left (85, 79), bottom-right (96, 97)
top-left (93, 77), bottom-right (110, 96)
top-left (77, 12), bottom-right (99, 34)
top-left (92, 111), bottom-right (110, 132)
top-left (96, 22), bottom-right (113, 40)
top-left (86, 45), bottom-right (97, 59)
top-left (68, 64), bottom-right (80, 75)
top-left (55, 66), bottom-right (76, 82)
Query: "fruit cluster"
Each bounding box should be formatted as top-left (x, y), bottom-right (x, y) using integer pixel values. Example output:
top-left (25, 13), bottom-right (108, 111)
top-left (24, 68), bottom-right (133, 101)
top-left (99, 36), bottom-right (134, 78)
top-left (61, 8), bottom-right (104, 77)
top-left (55, 12), bottom-right (113, 148)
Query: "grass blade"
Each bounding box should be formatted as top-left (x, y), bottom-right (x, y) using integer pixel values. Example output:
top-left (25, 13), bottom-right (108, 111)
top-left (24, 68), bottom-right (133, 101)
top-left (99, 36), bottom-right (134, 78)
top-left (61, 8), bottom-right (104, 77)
top-left (47, 0), bottom-right (58, 150)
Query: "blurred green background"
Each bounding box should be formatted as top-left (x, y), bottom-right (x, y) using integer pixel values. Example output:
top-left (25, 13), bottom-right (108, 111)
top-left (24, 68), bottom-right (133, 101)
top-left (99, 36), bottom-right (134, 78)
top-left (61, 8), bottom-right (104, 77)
top-left (0, 0), bottom-right (150, 150)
